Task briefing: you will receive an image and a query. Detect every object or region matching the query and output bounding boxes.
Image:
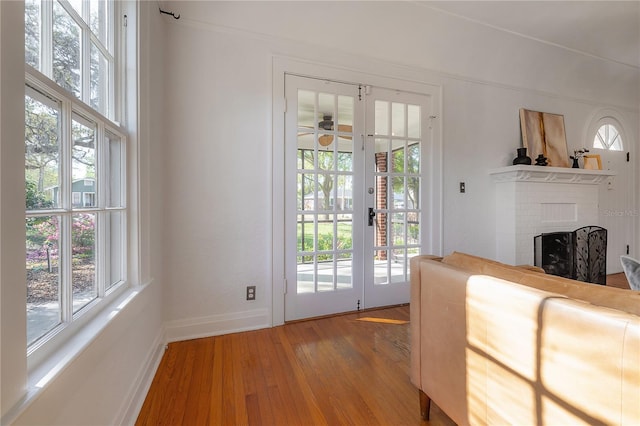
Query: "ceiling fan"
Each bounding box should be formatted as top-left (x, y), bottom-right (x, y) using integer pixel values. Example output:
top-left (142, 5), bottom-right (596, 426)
top-left (303, 114), bottom-right (353, 147)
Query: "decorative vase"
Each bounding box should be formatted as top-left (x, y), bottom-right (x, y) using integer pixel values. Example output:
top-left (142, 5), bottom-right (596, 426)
top-left (512, 147), bottom-right (532, 165)
top-left (572, 157), bottom-right (580, 168)
top-left (534, 154), bottom-right (548, 166)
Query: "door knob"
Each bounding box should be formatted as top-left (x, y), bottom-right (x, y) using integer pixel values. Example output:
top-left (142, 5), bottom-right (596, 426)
top-left (368, 207), bottom-right (376, 226)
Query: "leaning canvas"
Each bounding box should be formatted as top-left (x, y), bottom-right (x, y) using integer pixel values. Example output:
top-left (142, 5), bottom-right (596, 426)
top-left (519, 108), bottom-right (570, 167)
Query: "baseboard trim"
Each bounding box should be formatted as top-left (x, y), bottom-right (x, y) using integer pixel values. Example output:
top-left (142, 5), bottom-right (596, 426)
top-left (164, 308), bottom-right (271, 343)
top-left (115, 327), bottom-right (166, 426)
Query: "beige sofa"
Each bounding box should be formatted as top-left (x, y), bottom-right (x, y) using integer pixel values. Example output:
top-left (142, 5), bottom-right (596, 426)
top-left (410, 252), bottom-right (640, 425)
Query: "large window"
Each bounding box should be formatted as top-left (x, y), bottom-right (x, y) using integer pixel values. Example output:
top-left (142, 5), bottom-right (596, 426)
top-left (25, 0), bottom-right (126, 351)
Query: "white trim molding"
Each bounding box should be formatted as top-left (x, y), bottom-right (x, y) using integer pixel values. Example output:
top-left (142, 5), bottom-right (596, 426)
top-left (164, 308), bottom-right (271, 343)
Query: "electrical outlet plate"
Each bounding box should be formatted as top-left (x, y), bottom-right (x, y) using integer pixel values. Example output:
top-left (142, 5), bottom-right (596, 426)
top-left (246, 285), bottom-right (256, 300)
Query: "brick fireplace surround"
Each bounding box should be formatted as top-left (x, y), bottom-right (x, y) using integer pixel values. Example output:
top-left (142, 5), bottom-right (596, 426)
top-left (490, 165), bottom-right (616, 266)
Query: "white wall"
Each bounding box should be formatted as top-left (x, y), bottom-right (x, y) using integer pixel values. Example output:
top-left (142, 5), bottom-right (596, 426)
top-left (1, 2), bottom-right (166, 424)
top-left (159, 1), bottom-right (638, 332)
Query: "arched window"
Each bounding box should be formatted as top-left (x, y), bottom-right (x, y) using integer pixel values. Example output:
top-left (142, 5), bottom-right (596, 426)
top-left (594, 122), bottom-right (623, 151)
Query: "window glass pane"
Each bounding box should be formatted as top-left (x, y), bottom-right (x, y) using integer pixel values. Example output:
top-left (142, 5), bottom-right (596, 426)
top-left (90, 42), bottom-right (110, 116)
top-left (25, 0), bottom-right (41, 69)
top-left (107, 211), bottom-right (124, 290)
top-left (72, 213), bottom-right (96, 313)
top-left (25, 92), bottom-right (61, 210)
top-left (90, 0), bottom-right (110, 47)
top-left (53, 1), bottom-right (82, 98)
top-left (72, 115), bottom-right (96, 207)
top-left (106, 131), bottom-right (123, 207)
top-left (26, 216), bottom-right (61, 346)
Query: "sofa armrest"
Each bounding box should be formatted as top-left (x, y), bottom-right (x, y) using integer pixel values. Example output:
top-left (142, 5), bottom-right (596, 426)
top-left (410, 255), bottom-right (443, 387)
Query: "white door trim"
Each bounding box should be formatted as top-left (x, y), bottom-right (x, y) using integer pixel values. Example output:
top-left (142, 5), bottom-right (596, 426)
top-left (271, 56), bottom-right (443, 326)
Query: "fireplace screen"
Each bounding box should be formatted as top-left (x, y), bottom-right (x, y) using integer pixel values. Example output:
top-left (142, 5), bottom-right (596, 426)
top-left (534, 226), bottom-right (607, 285)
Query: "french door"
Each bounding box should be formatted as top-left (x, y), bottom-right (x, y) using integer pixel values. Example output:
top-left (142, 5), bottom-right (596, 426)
top-left (284, 74), bottom-right (431, 321)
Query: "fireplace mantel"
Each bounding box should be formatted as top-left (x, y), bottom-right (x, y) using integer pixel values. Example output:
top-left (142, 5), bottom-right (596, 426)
top-left (490, 165), bottom-right (615, 266)
top-left (489, 165), bottom-right (616, 184)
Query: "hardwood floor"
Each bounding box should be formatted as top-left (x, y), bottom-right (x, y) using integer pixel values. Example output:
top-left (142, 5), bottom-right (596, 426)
top-left (136, 305), bottom-right (455, 426)
top-left (606, 272), bottom-right (630, 289)
top-left (137, 274), bottom-right (630, 425)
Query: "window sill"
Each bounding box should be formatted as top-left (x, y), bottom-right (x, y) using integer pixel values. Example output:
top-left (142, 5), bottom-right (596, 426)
top-left (2, 281), bottom-right (151, 425)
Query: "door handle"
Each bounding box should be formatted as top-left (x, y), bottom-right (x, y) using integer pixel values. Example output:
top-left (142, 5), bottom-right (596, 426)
top-left (368, 207), bottom-right (376, 226)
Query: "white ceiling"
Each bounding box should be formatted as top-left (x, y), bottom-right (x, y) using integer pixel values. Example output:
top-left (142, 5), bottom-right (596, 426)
top-left (422, 1), bottom-right (640, 68)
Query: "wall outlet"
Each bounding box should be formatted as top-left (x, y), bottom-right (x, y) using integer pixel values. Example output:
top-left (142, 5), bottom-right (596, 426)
top-left (459, 182), bottom-right (466, 193)
top-left (246, 285), bottom-right (256, 301)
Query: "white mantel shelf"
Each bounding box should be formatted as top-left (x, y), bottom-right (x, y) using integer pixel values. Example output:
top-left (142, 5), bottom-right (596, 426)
top-left (489, 165), bottom-right (616, 185)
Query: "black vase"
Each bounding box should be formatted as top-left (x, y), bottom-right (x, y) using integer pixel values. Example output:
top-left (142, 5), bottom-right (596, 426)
top-left (513, 147), bottom-right (532, 165)
top-left (572, 157), bottom-right (580, 168)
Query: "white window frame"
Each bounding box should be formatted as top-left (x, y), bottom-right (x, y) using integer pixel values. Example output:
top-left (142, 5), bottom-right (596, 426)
top-left (25, 71), bottom-right (128, 358)
top-left (585, 109), bottom-right (628, 152)
top-left (26, 0), bottom-right (117, 121)
top-left (24, 0), bottom-right (129, 364)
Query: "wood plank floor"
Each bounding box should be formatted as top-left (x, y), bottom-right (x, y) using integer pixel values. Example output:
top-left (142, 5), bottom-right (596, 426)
top-left (136, 305), bottom-right (455, 426)
top-left (606, 272), bottom-right (630, 289)
top-left (137, 274), bottom-right (630, 425)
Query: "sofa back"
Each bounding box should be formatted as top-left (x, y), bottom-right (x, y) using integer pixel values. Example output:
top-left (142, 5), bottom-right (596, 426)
top-left (410, 253), bottom-right (640, 425)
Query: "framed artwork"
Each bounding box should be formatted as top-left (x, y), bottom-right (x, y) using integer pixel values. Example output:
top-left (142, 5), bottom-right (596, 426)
top-left (519, 108), bottom-right (570, 167)
top-left (583, 154), bottom-right (602, 170)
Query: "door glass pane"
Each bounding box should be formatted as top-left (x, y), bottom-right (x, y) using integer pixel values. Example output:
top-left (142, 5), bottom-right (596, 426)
top-left (392, 103), bottom-right (406, 137)
top-left (296, 89), bottom-right (355, 294)
top-left (297, 255), bottom-right (314, 294)
top-left (408, 143), bottom-right (420, 173)
top-left (53, 1), bottom-right (81, 98)
top-left (372, 99), bottom-right (422, 287)
top-left (408, 105), bottom-right (421, 138)
top-left (298, 91), bottom-right (315, 130)
top-left (391, 249), bottom-right (406, 283)
top-left (374, 250), bottom-right (388, 284)
top-left (336, 175), bottom-right (353, 212)
top-left (317, 256), bottom-right (335, 292)
top-left (26, 216), bottom-right (61, 346)
top-left (337, 95), bottom-right (353, 128)
top-left (375, 101), bottom-right (389, 136)
top-left (72, 213), bottom-right (96, 313)
top-left (392, 212), bottom-right (405, 245)
top-left (25, 92), bottom-right (62, 210)
top-left (392, 177), bottom-right (405, 209)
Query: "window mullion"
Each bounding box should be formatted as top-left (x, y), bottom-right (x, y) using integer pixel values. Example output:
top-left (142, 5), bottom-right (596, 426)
top-left (41, 0), bottom-right (53, 78)
top-left (82, 18), bottom-right (91, 107)
top-left (97, 123), bottom-right (106, 297)
top-left (61, 99), bottom-right (74, 323)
